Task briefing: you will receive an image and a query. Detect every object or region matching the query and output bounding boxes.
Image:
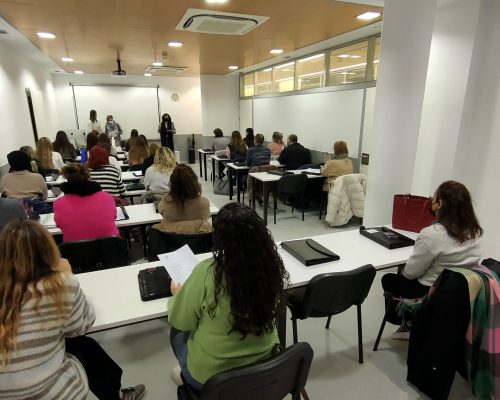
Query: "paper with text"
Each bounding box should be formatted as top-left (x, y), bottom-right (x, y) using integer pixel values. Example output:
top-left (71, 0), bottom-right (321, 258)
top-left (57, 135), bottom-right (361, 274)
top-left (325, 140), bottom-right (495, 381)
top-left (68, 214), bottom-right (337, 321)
top-left (157, 245), bottom-right (198, 284)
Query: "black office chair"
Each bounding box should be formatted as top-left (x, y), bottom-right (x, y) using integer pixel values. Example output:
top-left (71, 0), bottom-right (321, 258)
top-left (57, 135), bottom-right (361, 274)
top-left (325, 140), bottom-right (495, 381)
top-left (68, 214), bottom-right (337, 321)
top-left (147, 228), bottom-right (213, 261)
top-left (59, 236), bottom-right (129, 274)
top-left (273, 174), bottom-right (308, 224)
top-left (287, 264), bottom-right (376, 364)
top-left (177, 342), bottom-right (314, 400)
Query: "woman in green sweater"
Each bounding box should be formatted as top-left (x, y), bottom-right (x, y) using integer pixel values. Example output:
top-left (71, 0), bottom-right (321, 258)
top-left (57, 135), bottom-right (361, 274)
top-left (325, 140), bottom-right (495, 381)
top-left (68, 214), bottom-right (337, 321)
top-left (168, 202), bottom-right (289, 390)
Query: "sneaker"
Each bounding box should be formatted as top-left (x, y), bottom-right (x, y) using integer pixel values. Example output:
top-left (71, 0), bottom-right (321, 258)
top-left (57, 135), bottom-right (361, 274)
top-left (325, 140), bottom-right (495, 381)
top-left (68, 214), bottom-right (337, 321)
top-left (171, 365), bottom-right (183, 386)
top-left (121, 384), bottom-right (145, 400)
top-left (391, 321), bottom-right (412, 340)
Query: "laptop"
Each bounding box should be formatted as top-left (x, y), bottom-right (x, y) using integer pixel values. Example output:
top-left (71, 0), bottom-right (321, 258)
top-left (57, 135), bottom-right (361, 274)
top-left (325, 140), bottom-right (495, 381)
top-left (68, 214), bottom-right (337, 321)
top-left (138, 266), bottom-right (172, 301)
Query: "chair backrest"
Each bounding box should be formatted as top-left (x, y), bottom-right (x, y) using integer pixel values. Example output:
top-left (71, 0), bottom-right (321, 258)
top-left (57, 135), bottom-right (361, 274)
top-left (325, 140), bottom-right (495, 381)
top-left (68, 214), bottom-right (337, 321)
top-left (128, 164), bottom-right (143, 171)
top-left (299, 264), bottom-right (376, 319)
top-left (277, 174), bottom-right (308, 196)
top-left (148, 228), bottom-right (213, 261)
top-left (59, 236), bottom-right (129, 273)
top-left (197, 342), bottom-right (314, 400)
top-left (248, 164), bottom-right (278, 174)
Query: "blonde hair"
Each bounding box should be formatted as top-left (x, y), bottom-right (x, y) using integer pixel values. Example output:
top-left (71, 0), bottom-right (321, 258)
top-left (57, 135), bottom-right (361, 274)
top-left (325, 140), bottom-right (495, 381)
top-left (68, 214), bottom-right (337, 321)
top-left (0, 220), bottom-right (66, 364)
top-left (154, 147), bottom-right (176, 174)
top-left (36, 137), bottom-right (54, 169)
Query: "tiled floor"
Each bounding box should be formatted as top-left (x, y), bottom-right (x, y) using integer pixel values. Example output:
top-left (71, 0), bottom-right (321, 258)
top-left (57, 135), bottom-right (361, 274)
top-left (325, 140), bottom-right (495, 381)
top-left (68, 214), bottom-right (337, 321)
top-left (88, 163), bottom-right (473, 399)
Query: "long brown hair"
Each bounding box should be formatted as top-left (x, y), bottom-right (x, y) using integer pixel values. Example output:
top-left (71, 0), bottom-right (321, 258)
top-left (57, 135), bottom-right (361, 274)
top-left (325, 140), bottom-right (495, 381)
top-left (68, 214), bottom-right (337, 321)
top-left (53, 131), bottom-right (74, 156)
top-left (169, 164), bottom-right (201, 208)
top-left (435, 180), bottom-right (483, 243)
top-left (228, 131), bottom-right (246, 155)
top-left (36, 137), bottom-right (54, 169)
top-left (128, 135), bottom-right (149, 165)
top-left (0, 220), bottom-right (66, 364)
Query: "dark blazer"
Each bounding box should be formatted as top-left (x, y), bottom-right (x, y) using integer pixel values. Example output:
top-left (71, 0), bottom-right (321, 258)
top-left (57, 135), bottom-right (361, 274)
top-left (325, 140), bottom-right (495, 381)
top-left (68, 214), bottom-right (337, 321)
top-left (278, 142), bottom-right (311, 170)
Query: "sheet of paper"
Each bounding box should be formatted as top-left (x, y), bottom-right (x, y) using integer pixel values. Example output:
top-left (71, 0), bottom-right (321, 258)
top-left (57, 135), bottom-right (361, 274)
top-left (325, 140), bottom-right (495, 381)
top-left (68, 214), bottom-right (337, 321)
top-left (47, 189), bottom-right (55, 198)
top-left (133, 171), bottom-right (143, 177)
top-left (45, 176), bottom-right (54, 182)
top-left (157, 245), bottom-right (199, 284)
top-left (115, 207), bottom-right (127, 221)
top-left (40, 214), bottom-right (56, 227)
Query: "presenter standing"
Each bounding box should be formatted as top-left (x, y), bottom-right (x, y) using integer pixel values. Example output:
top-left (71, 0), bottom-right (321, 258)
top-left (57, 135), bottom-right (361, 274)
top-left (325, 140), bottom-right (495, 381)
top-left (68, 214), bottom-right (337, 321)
top-left (158, 113), bottom-right (176, 151)
top-left (105, 115), bottom-right (123, 144)
top-left (86, 110), bottom-right (102, 134)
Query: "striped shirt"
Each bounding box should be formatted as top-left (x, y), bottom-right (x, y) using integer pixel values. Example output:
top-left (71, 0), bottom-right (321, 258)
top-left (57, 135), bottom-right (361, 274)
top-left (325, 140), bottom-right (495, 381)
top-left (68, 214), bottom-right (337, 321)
top-left (0, 273), bottom-right (95, 400)
top-left (89, 165), bottom-right (125, 197)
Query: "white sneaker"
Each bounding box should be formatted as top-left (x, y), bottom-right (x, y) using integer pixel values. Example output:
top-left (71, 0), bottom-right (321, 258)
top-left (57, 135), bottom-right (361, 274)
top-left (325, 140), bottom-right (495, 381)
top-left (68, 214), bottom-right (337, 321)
top-left (391, 321), bottom-right (411, 340)
top-left (171, 365), bottom-right (183, 386)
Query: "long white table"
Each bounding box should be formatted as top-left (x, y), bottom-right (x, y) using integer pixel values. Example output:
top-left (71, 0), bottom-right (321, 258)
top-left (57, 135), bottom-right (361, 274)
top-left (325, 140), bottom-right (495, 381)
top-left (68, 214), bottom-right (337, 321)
top-left (77, 227), bottom-right (417, 333)
top-left (46, 171), bottom-right (141, 186)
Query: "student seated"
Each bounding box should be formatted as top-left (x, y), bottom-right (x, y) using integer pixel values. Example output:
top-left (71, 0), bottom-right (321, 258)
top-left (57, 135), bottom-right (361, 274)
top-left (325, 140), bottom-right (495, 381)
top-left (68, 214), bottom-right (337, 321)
top-left (144, 147), bottom-right (176, 192)
top-left (246, 133), bottom-right (271, 167)
top-left (211, 128), bottom-right (229, 151)
top-left (168, 202), bottom-right (288, 389)
top-left (54, 164), bottom-right (119, 242)
top-left (1, 151), bottom-right (48, 200)
top-left (19, 145), bottom-right (39, 173)
top-left (278, 134), bottom-right (311, 170)
top-left (0, 220), bottom-right (145, 400)
top-left (244, 127), bottom-right (255, 149)
top-left (126, 129), bottom-right (139, 152)
top-left (86, 130), bottom-right (99, 154)
top-left (36, 136), bottom-right (65, 172)
top-left (128, 135), bottom-right (149, 167)
top-left (53, 130), bottom-right (77, 161)
top-left (320, 140), bottom-right (354, 191)
top-left (0, 198), bottom-right (26, 232)
top-left (98, 133), bottom-right (119, 158)
top-left (268, 131), bottom-right (285, 156)
top-left (154, 164), bottom-right (211, 234)
top-left (88, 146), bottom-right (125, 198)
top-left (142, 143), bottom-right (160, 176)
top-left (382, 180), bottom-right (482, 338)
top-left (226, 130), bottom-right (247, 160)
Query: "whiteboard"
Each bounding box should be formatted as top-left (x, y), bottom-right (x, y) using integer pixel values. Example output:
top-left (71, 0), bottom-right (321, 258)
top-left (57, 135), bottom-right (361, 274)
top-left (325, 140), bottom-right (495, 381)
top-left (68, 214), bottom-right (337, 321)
top-left (239, 99), bottom-right (253, 134)
top-left (253, 89), bottom-right (364, 154)
top-left (73, 85), bottom-right (159, 140)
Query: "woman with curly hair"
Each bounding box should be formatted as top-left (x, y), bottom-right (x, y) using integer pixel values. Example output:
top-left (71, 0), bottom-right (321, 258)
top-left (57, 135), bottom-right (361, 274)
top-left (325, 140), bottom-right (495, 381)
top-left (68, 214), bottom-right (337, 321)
top-left (167, 202), bottom-right (289, 389)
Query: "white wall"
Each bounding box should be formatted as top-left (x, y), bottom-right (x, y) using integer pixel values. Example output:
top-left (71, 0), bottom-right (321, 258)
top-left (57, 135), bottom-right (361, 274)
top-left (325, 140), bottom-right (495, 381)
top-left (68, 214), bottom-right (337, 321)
top-left (0, 39), bottom-right (57, 166)
top-left (52, 73), bottom-right (202, 140)
top-left (200, 75), bottom-right (240, 137)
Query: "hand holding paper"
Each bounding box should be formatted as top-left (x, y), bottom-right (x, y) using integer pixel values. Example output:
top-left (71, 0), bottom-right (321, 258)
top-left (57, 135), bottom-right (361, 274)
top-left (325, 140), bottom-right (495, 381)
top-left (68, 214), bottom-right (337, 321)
top-left (157, 244), bottom-right (198, 285)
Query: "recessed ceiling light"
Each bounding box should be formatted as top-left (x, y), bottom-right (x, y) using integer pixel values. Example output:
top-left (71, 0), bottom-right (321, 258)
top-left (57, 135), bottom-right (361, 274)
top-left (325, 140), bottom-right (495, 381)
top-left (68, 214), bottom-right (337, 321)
top-left (351, 55), bottom-right (361, 59)
top-left (144, 73), bottom-right (152, 77)
top-left (270, 49), bottom-right (284, 55)
top-left (168, 41), bottom-right (183, 47)
top-left (61, 57), bottom-right (74, 62)
top-left (152, 62), bottom-right (163, 66)
top-left (37, 32), bottom-right (56, 39)
top-left (74, 70), bottom-right (83, 74)
top-left (356, 12), bottom-right (381, 20)
top-left (228, 65), bottom-right (238, 70)
top-left (337, 54), bottom-right (351, 58)
top-left (206, 0), bottom-right (227, 3)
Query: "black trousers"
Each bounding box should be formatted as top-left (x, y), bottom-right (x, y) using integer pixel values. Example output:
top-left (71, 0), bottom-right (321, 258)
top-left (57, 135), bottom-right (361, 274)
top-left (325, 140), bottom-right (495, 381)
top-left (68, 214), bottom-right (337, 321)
top-left (66, 336), bottom-right (123, 400)
top-left (161, 132), bottom-right (174, 151)
top-left (381, 273), bottom-right (431, 324)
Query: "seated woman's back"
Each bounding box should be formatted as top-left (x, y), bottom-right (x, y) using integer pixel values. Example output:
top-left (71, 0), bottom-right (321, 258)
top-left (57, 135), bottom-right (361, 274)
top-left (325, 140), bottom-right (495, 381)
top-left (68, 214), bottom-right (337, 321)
top-left (87, 146), bottom-right (125, 197)
top-left (144, 147), bottom-right (176, 192)
top-left (54, 164), bottom-right (119, 242)
top-left (1, 151), bottom-right (48, 200)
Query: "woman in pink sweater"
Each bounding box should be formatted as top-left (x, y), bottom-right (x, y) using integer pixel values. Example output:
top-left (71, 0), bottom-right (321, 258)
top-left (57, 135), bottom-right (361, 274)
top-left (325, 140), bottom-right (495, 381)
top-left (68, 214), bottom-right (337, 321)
top-left (54, 164), bottom-right (119, 242)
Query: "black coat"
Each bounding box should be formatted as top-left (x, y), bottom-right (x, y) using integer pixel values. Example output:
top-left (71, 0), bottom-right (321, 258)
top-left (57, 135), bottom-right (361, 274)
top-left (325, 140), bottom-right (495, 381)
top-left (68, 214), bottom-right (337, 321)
top-left (278, 143), bottom-right (311, 170)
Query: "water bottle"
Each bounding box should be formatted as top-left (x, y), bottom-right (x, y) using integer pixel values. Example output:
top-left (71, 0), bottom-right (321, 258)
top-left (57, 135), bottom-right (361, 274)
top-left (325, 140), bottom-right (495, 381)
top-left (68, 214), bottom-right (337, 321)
top-left (80, 148), bottom-right (87, 164)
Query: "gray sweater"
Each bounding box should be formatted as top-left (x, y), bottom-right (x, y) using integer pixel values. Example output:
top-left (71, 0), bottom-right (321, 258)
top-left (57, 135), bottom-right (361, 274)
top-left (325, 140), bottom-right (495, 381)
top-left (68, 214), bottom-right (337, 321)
top-left (0, 198), bottom-right (26, 231)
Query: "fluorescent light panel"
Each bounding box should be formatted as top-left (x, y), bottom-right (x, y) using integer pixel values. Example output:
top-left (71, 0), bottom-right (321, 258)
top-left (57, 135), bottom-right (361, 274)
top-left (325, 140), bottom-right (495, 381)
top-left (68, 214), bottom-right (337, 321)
top-left (168, 41), bottom-right (183, 47)
top-left (270, 49), bottom-right (283, 54)
top-left (37, 32), bottom-right (55, 39)
top-left (144, 73), bottom-right (152, 77)
top-left (61, 57), bottom-right (74, 62)
top-left (152, 62), bottom-right (163, 66)
top-left (206, 0), bottom-right (227, 3)
top-left (228, 65), bottom-right (239, 70)
top-left (357, 12), bottom-right (381, 20)
top-left (74, 70), bottom-right (83, 74)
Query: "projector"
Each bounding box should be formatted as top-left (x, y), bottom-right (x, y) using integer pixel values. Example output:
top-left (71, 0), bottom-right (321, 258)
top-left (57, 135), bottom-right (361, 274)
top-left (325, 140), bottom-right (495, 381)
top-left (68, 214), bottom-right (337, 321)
top-left (111, 59), bottom-right (127, 77)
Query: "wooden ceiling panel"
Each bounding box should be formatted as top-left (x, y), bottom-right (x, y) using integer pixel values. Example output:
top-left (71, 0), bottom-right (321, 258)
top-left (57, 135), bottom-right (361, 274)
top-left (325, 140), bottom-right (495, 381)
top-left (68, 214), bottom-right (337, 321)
top-left (0, 0), bottom-right (382, 76)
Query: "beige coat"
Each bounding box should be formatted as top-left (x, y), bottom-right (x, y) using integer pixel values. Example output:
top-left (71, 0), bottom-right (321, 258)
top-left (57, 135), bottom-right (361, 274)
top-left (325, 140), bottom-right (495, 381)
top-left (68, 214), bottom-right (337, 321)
top-left (320, 158), bottom-right (354, 191)
top-left (153, 194), bottom-right (212, 234)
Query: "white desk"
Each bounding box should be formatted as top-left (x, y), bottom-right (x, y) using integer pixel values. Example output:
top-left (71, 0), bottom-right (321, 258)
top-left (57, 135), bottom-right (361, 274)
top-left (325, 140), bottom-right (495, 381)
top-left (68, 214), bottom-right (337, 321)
top-left (121, 171), bottom-right (142, 182)
top-left (198, 149), bottom-right (215, 181)
top-left (77, 227), bottom-right (416, 333)
top-left (210, 155), bottom-right (230, 183)
top-left (249, 169), bottom-right (323, 224)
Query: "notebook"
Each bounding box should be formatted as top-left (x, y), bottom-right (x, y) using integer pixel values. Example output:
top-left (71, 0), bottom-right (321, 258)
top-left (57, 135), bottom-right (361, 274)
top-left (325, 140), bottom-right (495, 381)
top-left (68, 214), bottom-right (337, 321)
top-left (281, 239), bottom-right (340, 266)
top-left (115, 205), bottom-right (129, 221)
top-left (138, 266), bottom-right (172, 301)
top-left (359, 226), bottom-right (415, 249)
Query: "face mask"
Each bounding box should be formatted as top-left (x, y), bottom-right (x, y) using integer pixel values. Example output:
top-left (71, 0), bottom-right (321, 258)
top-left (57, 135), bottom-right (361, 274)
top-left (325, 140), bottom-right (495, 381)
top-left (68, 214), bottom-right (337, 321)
top-left (108, 120), bottom-right (113, 124)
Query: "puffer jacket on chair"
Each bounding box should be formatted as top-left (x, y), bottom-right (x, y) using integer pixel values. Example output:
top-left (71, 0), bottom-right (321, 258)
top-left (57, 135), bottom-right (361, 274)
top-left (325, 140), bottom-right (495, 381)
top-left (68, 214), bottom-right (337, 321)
top-left (325, 173), bottom-right (367, 227)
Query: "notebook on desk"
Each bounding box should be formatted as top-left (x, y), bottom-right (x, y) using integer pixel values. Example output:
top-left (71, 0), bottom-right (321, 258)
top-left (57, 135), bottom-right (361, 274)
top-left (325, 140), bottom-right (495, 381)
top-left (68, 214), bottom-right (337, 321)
top-left (138, 266), bottom-right (172, 301)
top-left (115, 205), bottom-right (129, 221)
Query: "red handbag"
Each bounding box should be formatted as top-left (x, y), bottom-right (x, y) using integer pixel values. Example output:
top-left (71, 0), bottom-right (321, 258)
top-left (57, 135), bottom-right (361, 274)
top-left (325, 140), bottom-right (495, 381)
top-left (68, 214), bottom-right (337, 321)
top-left (392, 194), bottom-right (434, 233)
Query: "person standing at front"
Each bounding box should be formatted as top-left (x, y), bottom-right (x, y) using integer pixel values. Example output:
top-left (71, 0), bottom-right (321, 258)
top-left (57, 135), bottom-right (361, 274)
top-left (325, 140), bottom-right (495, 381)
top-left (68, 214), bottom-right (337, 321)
top-left (158, 113), bottom-right (176, 151)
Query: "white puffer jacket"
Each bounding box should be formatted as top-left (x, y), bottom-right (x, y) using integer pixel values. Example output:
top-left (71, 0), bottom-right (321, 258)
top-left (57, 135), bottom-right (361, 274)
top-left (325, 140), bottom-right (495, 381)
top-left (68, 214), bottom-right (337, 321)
top-left (325, 173), bottom-right (367, 227)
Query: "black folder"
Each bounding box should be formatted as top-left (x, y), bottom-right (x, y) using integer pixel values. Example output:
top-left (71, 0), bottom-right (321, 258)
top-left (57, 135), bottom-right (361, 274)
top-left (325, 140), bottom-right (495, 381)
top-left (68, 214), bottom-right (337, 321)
top-left (281, 239), bottom-right (340, 266)
top-left (138, 266), bottom-right (172, 301)
top-left (359, 226), bottom-right (415, 249)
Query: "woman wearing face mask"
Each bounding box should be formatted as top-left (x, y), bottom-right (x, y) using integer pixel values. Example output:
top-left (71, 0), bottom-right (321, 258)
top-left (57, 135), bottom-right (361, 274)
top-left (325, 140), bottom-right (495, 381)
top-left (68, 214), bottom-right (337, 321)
top-left (382, 180), bottom-right (483, 339)
top-left (158, 113), bottom-right (176, 151)
top-left (104, 115), bottom-right (123, 144)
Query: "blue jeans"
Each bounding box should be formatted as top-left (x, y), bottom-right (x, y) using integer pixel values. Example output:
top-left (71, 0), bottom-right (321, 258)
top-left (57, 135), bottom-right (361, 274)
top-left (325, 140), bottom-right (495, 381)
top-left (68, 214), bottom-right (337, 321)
top-left (170, 327), bottom-right (204, 391)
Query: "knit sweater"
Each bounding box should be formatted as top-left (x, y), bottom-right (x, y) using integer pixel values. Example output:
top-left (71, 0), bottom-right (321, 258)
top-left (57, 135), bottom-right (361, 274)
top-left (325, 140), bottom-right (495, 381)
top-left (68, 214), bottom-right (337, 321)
top-left (402, 223), bottom-right (481, 286)
top-left (168, 258), bottom-right (278, 384)
top-left (0, 170), bottom-right (48, 200)
top-left (89, 165), bottom-right (125, 197)
top-left (144, 167), bottom-right (171, 192)
top-left (0, 273), bottom-right (95, 399)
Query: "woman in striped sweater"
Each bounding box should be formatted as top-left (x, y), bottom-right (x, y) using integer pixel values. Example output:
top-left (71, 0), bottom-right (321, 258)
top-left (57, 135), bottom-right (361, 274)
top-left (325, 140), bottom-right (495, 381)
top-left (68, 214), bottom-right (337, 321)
top-left (88, 146), bottom-right (125, 198)
top-left (0, 220), bottom-right (145, 400)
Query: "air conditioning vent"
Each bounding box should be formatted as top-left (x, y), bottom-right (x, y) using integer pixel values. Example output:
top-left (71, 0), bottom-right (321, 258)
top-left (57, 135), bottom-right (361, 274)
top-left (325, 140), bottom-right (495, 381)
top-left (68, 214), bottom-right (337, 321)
top-left (176, 8), bottom-right (269, 36)
top-left (145, 65), bottom-right (187, 74)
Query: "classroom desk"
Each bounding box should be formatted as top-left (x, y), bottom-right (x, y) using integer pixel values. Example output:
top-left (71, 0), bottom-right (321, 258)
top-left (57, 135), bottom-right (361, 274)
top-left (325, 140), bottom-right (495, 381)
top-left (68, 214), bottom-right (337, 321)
top-left (77, 227), bottom-right (417, 337)
top-left (226, 163), bottom-right (250, 202)
top-left (46, 171), bottom-right (139, 186)
top-left (198, 149), bottom-right (215, 181)
top-left (249, 169), bottom-right (323, 224)
top-left (210, 155), bottom-right (230, 183)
